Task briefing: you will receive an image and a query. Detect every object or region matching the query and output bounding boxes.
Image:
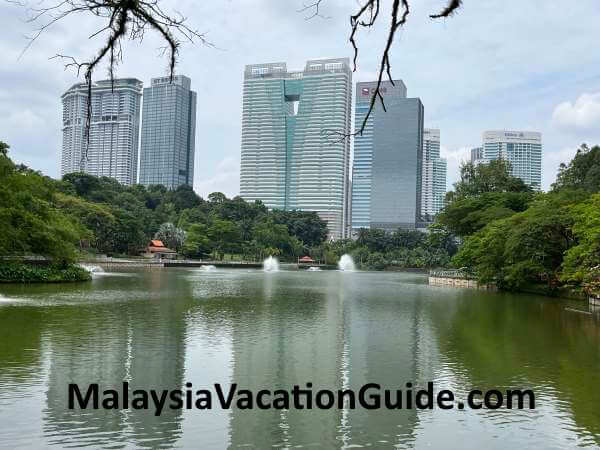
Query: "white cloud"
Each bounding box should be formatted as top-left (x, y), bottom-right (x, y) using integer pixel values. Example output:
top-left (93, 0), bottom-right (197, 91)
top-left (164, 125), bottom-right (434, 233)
top-left (6, 109), bottom-right (46, 130)
top-left (194, 156), bottom-right (240, 199)
top-left (552, 92), bottom-right (600, 131)
top-left (440, 145), bottom-right (471, 190)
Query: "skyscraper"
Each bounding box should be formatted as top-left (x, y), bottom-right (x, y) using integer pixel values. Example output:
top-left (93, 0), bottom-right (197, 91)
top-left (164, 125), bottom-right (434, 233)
top-left (470, 146), bottom-right (484, 165)
top-left (61, 78), bottom-right (142, 185)
top-left (139, 75), bottom-right (197, 189)
top-left (421, 129), bottom-right (447, 219)
top-left (240, 59), bottom-right (352, 239)
top-left (351, 80), bottom-right (424, 233)
top-left (482, 130), bottom-right (542, 190)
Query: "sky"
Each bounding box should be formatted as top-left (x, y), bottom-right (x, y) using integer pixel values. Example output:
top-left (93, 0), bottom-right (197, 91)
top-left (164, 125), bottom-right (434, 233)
top-left (1, 0), bottom-right (600, 197)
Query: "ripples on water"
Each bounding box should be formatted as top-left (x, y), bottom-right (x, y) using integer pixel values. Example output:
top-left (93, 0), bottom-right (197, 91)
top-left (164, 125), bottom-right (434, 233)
top-left (0, 269), bottom-right (599, 448)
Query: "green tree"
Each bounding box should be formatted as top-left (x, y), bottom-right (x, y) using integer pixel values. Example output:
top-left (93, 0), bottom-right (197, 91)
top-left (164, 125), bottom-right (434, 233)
top-left (271, 210), bottom-right (328, 247)
top-left (208, 219), bottom-right (241, 259)
top-left (154, 222), bottom-right (186, 252)
top-left (182, 223), bottom-right (212, 258)
top-left (560, 193), bottom-right (600, 294)
top-left (437, 191), bottom-right (534, 237)
top-left (553, 144), bottom-right (600, 193)
top-left (447, 159), bottom-right (532, 202)
top-left (0, 152), bottom-right (85, 263)
top-left (453, 191), bottom-right (585, 290)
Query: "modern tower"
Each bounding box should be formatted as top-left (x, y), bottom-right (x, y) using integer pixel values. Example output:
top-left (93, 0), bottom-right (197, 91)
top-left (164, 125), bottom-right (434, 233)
top-left (421, 129), bottom-right (447, 220)
top-left (240, 59), bottom-right (352, 239)
top-left (470, 146), bottom-right (484, 165)
top-left (61, 78), bottom-right (142, 185)
top-left (351, 80), bottom-right (424, 233)
top-left (139, 75), bottom-right (197, 189)
top-left (482, 130), bottom-right (542, 190)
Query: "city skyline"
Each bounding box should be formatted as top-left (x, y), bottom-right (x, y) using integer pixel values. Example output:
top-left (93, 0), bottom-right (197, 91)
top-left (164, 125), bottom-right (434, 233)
top-left (4, 2), bottom-right (598, 197)
top-left (57, 72), bottom-right (541, 224)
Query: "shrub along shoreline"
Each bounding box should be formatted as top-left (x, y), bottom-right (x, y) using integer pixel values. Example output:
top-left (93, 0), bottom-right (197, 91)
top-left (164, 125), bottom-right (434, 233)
top-left (0, 262), bottom-right (91, 283)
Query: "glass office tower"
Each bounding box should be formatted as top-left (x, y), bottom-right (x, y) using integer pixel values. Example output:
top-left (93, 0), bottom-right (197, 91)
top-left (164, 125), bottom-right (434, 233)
top-left (240, 59), bottom-right (352, 239)
top-left (351, 80), bottom-right (424, 233)
top-left (61, 78), bottom-right (142, 185)
top-left (421, 128), bottom-right (447, 219)
top-left (482, 130), bottom-right (542, 190)
top-left (139, 75), bottom-right (197, 189)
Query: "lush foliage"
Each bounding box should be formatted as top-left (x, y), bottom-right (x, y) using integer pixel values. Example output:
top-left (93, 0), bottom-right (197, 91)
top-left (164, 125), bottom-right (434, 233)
top-left (154, 222), bottom-right (186, 252)
top-left (0, 143), bottom-right (329, 263)
top-left (313, 226), bottom-right (457, 270)
top-left (445, 159), bottom-right (532, 202)
top-left (560, 193), bottom-right (600, 294)
top-left (450, 145), bottom-right (600, 294)
top-left (553, 144), bottom-right (600, 193)
top-left (0, 263), bottom-right (91, 283)
top-left (0, 146), bottom-right (86, 264)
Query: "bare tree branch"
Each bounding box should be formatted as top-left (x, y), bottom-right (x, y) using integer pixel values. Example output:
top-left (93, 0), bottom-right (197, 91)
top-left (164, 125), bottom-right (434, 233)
top-left (17, 0), bottom-right (213, 165)
top-left (430, 0), bottom-right (462, 19)
top-left (298, 0), bottom-right (330, 20)
top-left (302, 0), bottom-right (463, 141)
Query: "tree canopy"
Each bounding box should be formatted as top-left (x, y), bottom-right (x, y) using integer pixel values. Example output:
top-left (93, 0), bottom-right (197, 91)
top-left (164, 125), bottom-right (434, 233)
top-left (449, 144), bottom-right (600, 294)
top-left (0, 144), bottom-right (330, 262)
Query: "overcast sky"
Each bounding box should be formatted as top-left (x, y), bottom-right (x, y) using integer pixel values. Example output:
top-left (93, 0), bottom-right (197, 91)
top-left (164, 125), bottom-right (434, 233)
top-left (2, 0), bottom-right (600, 196)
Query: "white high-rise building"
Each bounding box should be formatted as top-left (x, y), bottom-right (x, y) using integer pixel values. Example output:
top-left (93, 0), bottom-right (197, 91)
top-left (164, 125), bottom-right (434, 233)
top-left (240, 59), bottom-right (352, 239)
top-left (470, 146), bottom-right (485, 165)
top-left (61, 78), bottom-right (143, 185)
top-left (482, 130), bottom-right (542, 190)
top-left (421, 129), bottom-right (447, 219)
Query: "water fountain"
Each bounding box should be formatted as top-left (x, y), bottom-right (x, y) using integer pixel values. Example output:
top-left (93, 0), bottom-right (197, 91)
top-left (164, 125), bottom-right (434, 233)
top-left (338, 254), bottom-right (356, 272)
top-left (263, 256), bottom-right (280, 272)
top-left (308, 266), bottom-right (321, 271)
top-left (79, 264), bottom-right (104, 274)
top-left (200, 265), bottom-right (217, 272)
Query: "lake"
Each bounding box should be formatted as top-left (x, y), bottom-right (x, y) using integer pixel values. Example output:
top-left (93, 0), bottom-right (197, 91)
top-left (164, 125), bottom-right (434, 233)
top-left (0, 267), bottom-right (599, 448)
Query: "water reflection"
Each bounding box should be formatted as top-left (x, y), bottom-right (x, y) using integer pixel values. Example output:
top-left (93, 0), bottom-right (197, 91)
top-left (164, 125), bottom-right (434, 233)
top-left (0, 269), bottom-right (599, 448)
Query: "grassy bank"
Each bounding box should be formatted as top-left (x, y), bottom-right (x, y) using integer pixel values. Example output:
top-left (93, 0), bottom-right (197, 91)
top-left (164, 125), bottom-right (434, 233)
top-left (0, 263), bottom-right (91, 283)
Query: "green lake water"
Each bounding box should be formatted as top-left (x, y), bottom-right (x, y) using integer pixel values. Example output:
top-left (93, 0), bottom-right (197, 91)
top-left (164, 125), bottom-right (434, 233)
top-left (0, 267), bottom-right (599, 448)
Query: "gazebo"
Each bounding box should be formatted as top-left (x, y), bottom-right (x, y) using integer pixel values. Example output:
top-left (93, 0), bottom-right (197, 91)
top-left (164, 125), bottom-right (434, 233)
top-left (144, 240), bottom-right (177, 259)
top-left (298, 256), bottom-right (315, 264)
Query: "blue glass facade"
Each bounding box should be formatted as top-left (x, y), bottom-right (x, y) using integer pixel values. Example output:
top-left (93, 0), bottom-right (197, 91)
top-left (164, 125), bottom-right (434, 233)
top-left (139, 75), bottom-right (197, 189)
top-left (351, 80), bottom-right (424, 233)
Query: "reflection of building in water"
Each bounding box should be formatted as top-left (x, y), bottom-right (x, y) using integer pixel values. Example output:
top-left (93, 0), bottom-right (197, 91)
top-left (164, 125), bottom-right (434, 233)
top-left (341, 277), bottom-right (427, 446)
top-left (228, 274), bottom-right (345, 447)
top-left (227, 273), bottom-right (436, 447)
top-left (43, 271), bottom-right (191, 448)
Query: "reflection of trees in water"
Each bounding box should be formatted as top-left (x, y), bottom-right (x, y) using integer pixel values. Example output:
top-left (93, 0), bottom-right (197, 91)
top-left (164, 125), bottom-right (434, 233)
top-left (40, 270), bottom-right (193, 448)
top-left (429, 291), bottom-right (600, 443)
top-left (0, 307), bottom-right (45, 388)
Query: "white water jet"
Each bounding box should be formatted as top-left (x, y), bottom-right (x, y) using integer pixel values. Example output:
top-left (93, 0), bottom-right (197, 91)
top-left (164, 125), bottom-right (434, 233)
top-left (338, 254), bottom-right (356, 272)
top-left (307, 266), bottom-right (321, 271)
top-left (200, 265), bottom-right (217, 272)
top-left (263, 256), bottom-right (280, 272)
top-left (79, 264), bottom-right (104, 274)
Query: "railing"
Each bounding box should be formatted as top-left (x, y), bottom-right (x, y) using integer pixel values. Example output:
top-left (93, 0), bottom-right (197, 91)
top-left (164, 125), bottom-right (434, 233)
top-left (429, 268), bottom-right (475, 279)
